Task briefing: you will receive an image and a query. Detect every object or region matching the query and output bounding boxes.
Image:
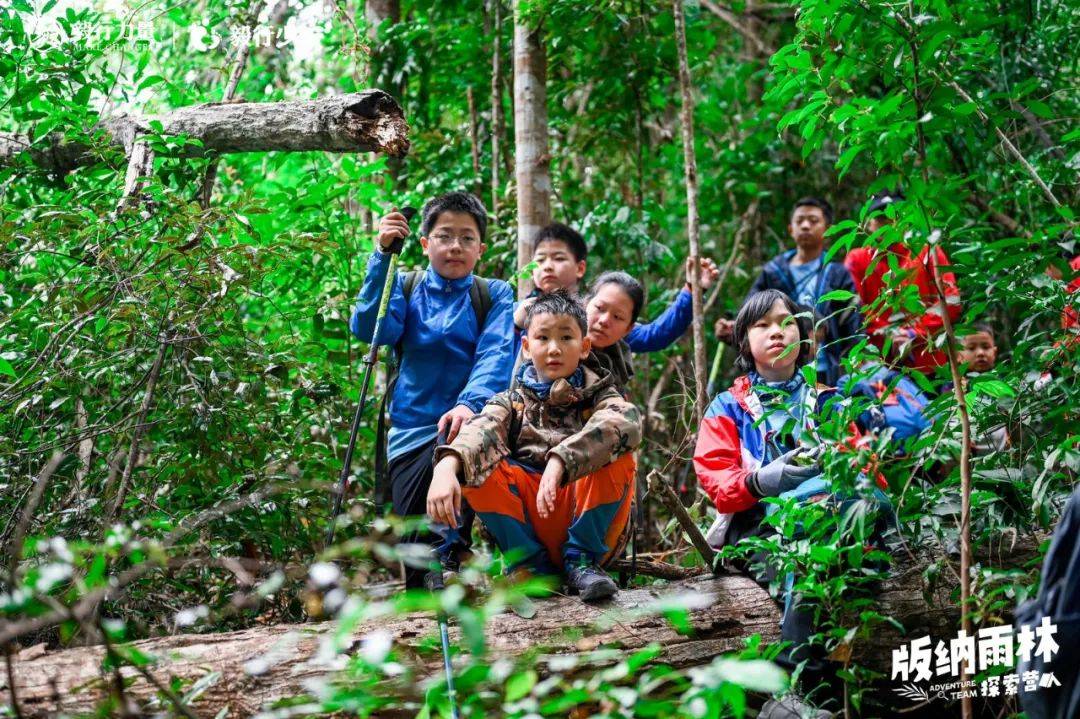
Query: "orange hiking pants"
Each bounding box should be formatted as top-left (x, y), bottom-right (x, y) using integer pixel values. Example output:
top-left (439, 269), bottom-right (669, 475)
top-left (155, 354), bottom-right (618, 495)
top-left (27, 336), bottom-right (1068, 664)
top-left (462, 453), bottom-right (636, 572)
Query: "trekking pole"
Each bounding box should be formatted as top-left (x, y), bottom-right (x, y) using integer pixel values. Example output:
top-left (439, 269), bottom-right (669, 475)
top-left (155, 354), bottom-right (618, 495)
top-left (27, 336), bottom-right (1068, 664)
top-left (326, 206), bottom-right (417, 547)
top-left (438, 611), bottom-right (461, 719)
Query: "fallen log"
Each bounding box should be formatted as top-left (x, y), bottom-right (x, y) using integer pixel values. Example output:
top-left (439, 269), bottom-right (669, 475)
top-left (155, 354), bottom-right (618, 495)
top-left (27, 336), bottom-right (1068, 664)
top-left (0, 90), bottom-right (409, 173)
top-left (5, 538), bottom-right (1041, 717)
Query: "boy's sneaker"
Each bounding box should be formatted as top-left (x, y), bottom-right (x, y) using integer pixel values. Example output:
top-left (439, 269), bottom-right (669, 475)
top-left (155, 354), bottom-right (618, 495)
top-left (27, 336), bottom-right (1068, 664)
top-left (758, 695), bottom-right (835, 719)
top-left (566, 564), bottom-right (618, 602)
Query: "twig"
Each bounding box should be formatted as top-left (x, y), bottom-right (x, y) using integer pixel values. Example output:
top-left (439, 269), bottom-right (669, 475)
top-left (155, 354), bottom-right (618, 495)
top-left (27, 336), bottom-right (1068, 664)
top-left (97, 616), bottom-right (199, 719)
top-left (948, 81), bottom-right (1062, 209)
top-left (0, 484), bottom-right (294, 646)
top-left (700, 0), bottom-right (769, 54)
top-left (467, 85), bottom-right (481, 195)
top-left (6, 451), bottom-right (66, 582)
top-left (489, 0), bottom-right (503, 216)
top-left (5, 641), bottom-right (24, 719)
top-left (647, 469), bottom-right (716, 567)
top-left (608, 557), bottom-right (706, 581)
top-left (107, 327), bottom-right (171, 524)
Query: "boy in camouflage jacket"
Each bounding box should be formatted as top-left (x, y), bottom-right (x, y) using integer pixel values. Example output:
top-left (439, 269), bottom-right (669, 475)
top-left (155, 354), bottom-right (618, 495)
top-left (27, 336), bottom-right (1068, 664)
top-left (427, 291), bottom-right (642, 601)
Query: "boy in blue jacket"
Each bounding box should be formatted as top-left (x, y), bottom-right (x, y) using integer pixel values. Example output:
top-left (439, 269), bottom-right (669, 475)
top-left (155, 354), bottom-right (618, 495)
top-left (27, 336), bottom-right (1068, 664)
top-left (717, 197), bottom-right (862, 385)
top-left (350, 192), bottom-right (515, 589)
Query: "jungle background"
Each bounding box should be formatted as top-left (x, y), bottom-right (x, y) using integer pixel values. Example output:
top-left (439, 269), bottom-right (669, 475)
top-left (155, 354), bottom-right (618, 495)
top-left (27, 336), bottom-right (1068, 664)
top-left (0, 0), bottom-right (1077, 716)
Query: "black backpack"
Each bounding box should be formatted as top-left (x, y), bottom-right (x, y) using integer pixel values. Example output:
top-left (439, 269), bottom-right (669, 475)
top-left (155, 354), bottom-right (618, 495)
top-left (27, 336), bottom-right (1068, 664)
top-left (372, 270), bottom-right (493, 510)
top-left (1016, 486), bottom-right (1080, 719)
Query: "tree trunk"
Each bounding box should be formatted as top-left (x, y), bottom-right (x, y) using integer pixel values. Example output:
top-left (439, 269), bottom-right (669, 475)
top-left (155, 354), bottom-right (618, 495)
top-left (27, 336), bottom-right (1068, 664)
top-left (489, 0), bottom-right (504, 217)
top-left (672, 0), bottom-right (708, 422)
top-left (512, 0), bottom-right (551, 299)
top-left (1, 91), bottom-right (409, 172)
top-left (365, 0), bottom-right (400, 38)
top-left (467, 85), bottom-right (482, 196)
top-left (6, 541), bottom-right (1040, 717)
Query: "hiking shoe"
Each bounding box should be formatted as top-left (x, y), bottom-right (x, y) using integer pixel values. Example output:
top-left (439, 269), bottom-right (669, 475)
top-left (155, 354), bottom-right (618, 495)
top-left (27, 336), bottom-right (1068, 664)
top-left (422, 551), bottom-right (464, 592)
top-left (423, 569), bottom-right (446, 592)
top-left (566, 564), bottom-right (618, 602)
top-left (758, 695), bottom-right (836, 719)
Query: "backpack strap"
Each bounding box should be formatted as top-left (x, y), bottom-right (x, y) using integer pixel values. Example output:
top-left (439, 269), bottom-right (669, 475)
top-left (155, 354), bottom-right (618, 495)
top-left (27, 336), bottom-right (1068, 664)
top-left (470, 276), bottom-right (492, 329)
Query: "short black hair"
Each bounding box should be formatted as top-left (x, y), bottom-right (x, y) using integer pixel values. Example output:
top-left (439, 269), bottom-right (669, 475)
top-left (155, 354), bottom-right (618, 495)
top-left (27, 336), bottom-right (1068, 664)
top-left (524, 289), bottom-right (588, 336)
top-left (420, 192), bottom-right (488, 241)
top-left (964, 323), bottom-right (996, 342)
top-left (733, 289), bottom-right (812, 373)
top-left (532, 223), bottom-right (587, 262)
top-left (868, 189), bottom-right (905, 215)
top-left (588, 271), bottom-right (645, 324)
top-left (792, 197), bottom-right (834, 225)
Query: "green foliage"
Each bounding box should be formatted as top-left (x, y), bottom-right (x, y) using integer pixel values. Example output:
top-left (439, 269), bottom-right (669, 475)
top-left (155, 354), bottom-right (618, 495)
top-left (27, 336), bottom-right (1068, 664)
top-left (0, 0), bottom-right (1076, 716)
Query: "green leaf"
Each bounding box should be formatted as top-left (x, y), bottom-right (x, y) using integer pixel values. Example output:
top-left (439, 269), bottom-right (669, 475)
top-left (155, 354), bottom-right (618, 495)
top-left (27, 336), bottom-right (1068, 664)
top-left (971, 378), bottom-right (1014, 398)
top-left (505, 669), bottom-right (537, 702)
top-left (817, 289), bottom-right (856, 303)
top-left (138, 75), bottom-right (165, 91)
top-left (0, 358), bottom-right (15, 377)
top-left (836, 145), bottom-right (862, 176)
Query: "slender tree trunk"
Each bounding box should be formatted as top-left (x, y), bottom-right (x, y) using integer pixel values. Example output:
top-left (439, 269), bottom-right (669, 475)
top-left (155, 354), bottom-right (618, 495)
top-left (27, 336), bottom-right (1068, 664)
top-left (489, 0), bottom-right (503, 217)
top-left (199, 4), bottom-right (262, 209)
top-left (928, 252), bottom-right (974, 719)
top-left (512, 0), bottom-right (551, 299)
top-left (672, 0), bottom-right (708, 420)
top-left (467, 86), bottom-right (481, 196)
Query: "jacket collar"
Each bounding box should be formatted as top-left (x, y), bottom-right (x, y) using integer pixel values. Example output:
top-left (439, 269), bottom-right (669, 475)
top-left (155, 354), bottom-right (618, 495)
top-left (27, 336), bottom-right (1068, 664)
top-left (729, 373), bottom-right (827, 422)
top-left (774, 248), bottom-right (829, 270)
top-left (518, 365), bottom-right (612, 406)
top-left (423, 265), bottom-right (474, 293)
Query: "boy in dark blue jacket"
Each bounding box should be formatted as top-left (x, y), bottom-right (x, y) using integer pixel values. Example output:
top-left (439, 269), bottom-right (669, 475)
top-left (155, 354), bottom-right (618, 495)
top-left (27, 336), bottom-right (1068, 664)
top-left (350, 192), bottom-right (515, 589)
top-left (718, 197), bottom-right (862, 386)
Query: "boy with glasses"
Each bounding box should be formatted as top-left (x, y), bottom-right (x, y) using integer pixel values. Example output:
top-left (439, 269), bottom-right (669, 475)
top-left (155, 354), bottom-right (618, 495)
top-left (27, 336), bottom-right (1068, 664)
top-left (350, 192), bottom-right (515, 589)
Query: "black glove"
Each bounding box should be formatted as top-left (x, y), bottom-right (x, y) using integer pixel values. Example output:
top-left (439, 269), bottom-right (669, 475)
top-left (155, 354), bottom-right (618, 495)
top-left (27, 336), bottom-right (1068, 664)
top-left (746, 448), bottom-right (821, 498)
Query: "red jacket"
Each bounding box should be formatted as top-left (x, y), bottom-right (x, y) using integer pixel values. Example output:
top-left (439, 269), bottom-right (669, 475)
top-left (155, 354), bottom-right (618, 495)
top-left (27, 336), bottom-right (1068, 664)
top-left (1061, 255), bottom-right (1080, 335)
top-left (845, 243), bottom-right (962, 374)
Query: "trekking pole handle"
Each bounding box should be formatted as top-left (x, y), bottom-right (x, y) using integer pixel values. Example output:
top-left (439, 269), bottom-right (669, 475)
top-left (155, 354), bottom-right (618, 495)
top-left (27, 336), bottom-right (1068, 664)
top-left (369, 206), bottom-right (418, 344)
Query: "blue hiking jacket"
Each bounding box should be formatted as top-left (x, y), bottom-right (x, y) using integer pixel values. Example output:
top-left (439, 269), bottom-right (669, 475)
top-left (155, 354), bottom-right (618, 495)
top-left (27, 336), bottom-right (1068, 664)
top-left (748, 250), bottom-right (863, 385)
top-left (625, 287), bottom-right (693, 353)
top-left (349, 251), bottom-right (515, 460)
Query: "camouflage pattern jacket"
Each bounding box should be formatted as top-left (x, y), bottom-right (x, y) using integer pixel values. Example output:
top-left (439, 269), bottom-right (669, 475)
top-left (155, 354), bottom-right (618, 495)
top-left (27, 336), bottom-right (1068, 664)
top-left (434, 364), bottom-right (642, 487)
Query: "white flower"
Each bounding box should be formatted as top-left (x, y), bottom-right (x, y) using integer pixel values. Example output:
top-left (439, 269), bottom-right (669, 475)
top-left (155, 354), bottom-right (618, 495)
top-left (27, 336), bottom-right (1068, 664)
top-left (308, 562), bottom-right (340, 588)
top-left (35, 563), bottom-right (73, 592)
top-left (360, 630), bottom-right (392, 664)
top-left (175, 605), bottom-right (209, 627)
top-left (50, 537), bottom-right (74, 563)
